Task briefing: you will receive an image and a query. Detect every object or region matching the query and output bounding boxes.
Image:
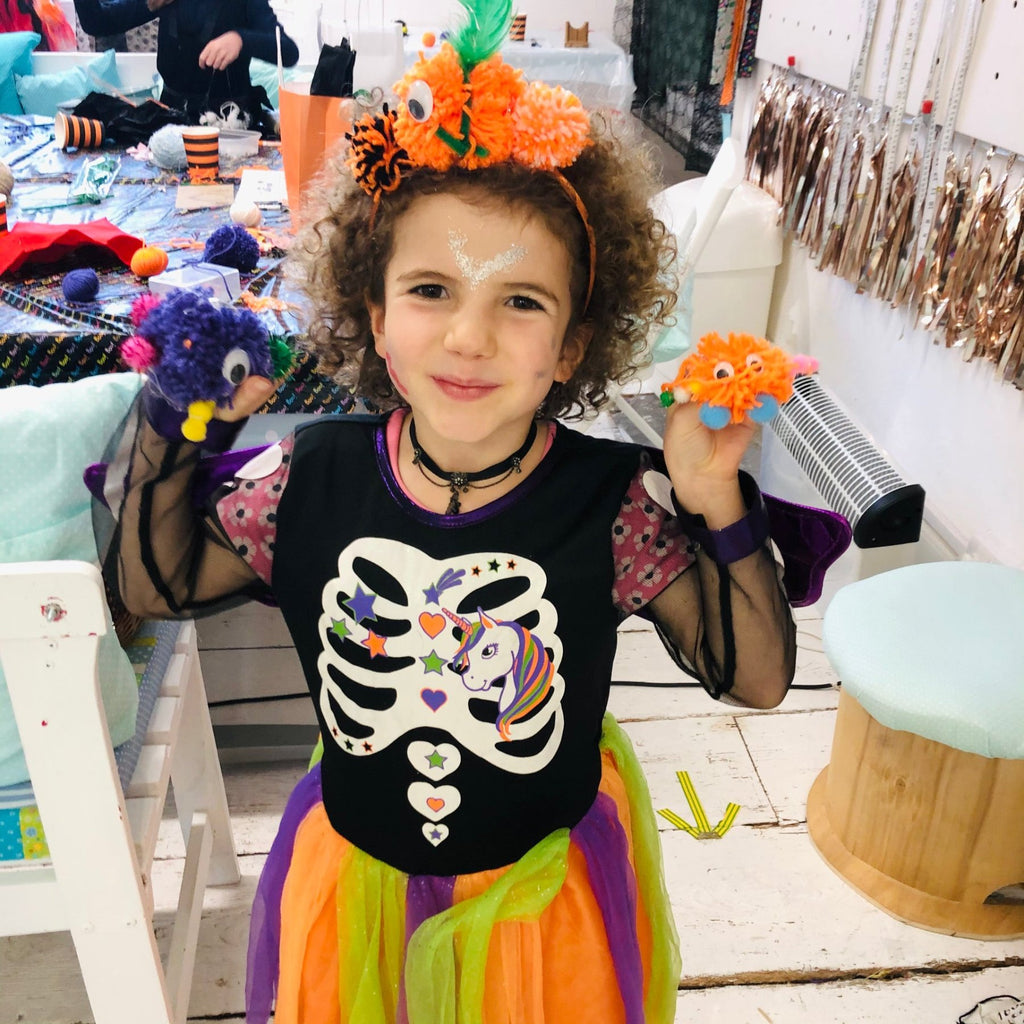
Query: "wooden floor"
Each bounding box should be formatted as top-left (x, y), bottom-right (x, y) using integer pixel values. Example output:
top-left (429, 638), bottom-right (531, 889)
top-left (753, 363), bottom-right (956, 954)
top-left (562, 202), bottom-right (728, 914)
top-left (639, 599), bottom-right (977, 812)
top-left (2, 607), bottom-right (1022, 1023)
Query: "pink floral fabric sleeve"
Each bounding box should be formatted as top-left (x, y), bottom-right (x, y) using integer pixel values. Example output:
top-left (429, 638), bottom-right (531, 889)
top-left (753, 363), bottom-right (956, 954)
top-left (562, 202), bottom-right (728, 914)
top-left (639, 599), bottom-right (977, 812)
top-left (612, 453), bottom-right (695, 617)
top-left (213, 434), bottom-right (296, 585)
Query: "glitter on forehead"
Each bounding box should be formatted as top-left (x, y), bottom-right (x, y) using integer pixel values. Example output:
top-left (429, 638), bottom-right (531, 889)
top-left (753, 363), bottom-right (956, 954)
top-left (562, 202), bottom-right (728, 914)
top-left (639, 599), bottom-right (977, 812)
top-left (448, 230), bottom-right (527, 288)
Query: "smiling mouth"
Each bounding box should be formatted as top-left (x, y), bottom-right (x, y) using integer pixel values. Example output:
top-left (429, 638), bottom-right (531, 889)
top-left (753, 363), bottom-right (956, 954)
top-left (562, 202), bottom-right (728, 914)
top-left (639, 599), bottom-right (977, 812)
top-left (433, 376), bottom-right (499, 400)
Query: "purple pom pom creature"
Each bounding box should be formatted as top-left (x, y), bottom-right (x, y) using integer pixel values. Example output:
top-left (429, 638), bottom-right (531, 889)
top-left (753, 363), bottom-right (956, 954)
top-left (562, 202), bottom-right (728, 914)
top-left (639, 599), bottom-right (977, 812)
top-left (121, 288), bottom-right (274, 442)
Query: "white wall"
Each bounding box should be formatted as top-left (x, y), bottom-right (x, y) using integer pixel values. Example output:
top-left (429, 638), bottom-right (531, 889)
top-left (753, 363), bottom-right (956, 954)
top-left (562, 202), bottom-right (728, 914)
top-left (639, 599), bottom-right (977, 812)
top-left (734, 71), bottom-right (1024, 571)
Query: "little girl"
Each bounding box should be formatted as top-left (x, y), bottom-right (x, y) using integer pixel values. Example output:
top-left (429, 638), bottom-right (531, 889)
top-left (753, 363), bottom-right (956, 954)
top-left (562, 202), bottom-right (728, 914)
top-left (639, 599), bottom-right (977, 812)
top-left (104, 6), bottom-right (799, 1021)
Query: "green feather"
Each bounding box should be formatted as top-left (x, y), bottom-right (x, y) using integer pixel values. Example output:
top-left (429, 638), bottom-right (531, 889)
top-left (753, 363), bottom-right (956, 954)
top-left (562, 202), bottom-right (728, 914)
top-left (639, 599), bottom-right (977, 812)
top-left (448, 0), bottom-right (513, 70)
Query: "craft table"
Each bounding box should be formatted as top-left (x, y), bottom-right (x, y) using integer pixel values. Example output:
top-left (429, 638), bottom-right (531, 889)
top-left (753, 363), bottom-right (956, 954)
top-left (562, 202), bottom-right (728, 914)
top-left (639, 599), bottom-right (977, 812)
top-left (403, 29), bottom-right (635, 113)
top-left (0, 115), bottom-right (357, 415)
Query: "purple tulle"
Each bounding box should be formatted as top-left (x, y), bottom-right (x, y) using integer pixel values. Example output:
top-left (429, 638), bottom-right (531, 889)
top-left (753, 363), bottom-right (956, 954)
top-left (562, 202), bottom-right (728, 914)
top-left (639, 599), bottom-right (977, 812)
top-left (571, 791), bottom-right (645, 1024)
top-left (397, 874), bottom-right (457, 1024)
top-left (246, 764), bottom-right (324, 1024)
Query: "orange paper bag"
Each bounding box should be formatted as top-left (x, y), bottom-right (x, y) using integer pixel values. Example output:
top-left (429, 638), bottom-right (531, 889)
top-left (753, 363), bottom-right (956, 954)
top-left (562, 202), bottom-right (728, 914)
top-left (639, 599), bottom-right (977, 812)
top-left (278, 82), bottom-right (354, 228)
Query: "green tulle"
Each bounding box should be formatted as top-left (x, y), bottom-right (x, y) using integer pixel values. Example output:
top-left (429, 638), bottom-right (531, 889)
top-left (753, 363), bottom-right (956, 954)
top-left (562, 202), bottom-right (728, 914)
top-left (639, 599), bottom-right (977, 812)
top-left (405, 829), bottom-right (571, 1024)
top-left (338, 849), bottom-right (408, 1024)
top-left (600, 714), bottom-right (682, 1024)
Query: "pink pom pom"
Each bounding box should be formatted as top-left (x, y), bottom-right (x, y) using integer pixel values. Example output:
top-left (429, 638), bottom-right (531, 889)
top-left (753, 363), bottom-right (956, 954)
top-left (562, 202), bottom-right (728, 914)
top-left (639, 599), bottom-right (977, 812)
top-left (791, 354), bottom-right (820, 376)
top-left (130, 293), bottom-right (162, 327)
top-left (121, 335), bottom-right (158, 371)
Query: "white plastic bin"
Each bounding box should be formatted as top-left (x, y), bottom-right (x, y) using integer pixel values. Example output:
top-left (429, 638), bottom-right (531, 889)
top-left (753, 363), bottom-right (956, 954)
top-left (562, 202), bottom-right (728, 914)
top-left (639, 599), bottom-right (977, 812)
top-left (647, 179), bottom-right (783, 386)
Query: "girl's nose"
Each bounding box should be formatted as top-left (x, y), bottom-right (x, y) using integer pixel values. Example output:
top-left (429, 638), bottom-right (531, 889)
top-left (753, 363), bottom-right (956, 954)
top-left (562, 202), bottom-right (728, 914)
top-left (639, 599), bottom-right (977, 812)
top-left (442, 313), bottom-right (495, 358)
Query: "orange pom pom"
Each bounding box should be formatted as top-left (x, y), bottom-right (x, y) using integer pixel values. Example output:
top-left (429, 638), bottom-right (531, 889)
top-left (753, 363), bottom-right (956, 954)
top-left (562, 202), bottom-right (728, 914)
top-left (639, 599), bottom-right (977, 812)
top-left (462, 56), bottom-right (525, 168)
top-left (422, 31), bottom-right (436, 47)
top-left (394, 44), bottom-right (470, 172)
top-left (130, 245), bottom-right (169, 278)
top-left (662, 333), bottom-right (796, 425)
top-left (512, 82), bottom-right (591, 169)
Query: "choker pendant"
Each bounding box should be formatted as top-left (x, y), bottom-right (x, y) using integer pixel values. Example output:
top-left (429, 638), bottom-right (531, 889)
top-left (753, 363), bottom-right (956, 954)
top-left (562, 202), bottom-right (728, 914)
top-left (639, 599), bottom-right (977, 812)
top-left (409, 419), bottom-right (537, 516)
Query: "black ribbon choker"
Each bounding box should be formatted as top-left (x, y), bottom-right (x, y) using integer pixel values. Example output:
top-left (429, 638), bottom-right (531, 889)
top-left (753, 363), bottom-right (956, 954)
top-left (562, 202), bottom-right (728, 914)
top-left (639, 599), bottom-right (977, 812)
top-left (409, 418), bottom-right (538, 515)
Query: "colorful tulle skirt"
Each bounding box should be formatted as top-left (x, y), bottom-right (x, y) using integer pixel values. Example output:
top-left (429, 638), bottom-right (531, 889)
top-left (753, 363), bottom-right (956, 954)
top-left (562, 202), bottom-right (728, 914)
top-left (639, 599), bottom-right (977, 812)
top-left (246, 714), bottom-right (680, 1024)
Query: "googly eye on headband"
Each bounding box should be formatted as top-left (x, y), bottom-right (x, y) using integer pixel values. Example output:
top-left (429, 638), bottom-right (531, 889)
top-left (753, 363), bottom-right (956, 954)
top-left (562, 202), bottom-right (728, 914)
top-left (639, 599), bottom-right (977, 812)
top-left (344, 0), bottom-right (597, 311)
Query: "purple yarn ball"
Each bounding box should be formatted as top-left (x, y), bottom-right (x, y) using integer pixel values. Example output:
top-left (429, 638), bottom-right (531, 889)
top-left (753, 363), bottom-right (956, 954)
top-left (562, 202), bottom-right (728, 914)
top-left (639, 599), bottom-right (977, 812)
top-left (203, 224), bottom-right (261, 273)
top-left (62, 268), bottom-right (100, 302)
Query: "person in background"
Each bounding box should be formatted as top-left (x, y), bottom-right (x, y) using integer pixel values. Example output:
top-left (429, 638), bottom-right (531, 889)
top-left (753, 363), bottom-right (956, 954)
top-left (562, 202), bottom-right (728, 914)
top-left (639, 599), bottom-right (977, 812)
top-left (72, 0), bottom-right (298, 130)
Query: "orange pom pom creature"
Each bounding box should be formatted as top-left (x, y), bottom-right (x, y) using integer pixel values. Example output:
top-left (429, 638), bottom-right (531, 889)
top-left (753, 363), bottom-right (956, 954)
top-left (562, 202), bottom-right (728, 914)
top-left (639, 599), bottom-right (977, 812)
top-left (347, 0), bottom-right (590, 194)
top-left (661, 332), bottom-right (812, 429)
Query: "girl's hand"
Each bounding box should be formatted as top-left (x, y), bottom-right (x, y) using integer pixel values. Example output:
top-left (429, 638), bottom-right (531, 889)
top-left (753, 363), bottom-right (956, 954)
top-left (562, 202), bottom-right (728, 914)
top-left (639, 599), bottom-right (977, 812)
top-left (199, 31), bottom-right (243, 72)
top-left (662, 400), bottom-right (757, 525)
top-left (214, 375), bottom-right (279, 422)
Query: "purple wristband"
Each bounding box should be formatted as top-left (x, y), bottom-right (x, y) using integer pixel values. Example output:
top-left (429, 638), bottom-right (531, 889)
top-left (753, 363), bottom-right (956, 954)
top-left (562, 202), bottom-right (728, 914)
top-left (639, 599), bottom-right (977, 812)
top-left (672, 471), bottom-right (770, 564)
top-left (143, 386), bottom-right (246, 452)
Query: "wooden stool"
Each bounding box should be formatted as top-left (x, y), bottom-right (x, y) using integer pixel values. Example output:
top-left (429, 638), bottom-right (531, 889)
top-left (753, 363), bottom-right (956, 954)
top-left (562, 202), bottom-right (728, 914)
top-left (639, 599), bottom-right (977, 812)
top-left (808, 562), bottom-right (1024, 939)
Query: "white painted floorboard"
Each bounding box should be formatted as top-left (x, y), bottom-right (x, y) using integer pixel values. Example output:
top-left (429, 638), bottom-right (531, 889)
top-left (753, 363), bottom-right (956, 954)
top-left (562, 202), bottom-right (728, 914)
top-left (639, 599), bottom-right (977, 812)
top-left (2, 613), bottom-right (1022, 1024)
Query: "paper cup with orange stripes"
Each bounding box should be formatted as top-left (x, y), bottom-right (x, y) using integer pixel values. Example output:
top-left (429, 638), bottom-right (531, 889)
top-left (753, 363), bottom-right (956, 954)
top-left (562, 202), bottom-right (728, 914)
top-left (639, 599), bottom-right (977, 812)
top-left (0, 196), bottom-right (7, 234)
top-left (509, 13), bottom-right (526, 39)
top-left (54, 111), bottom-right (105, 151)
top-left (181, 126), bottom-right (220, 181)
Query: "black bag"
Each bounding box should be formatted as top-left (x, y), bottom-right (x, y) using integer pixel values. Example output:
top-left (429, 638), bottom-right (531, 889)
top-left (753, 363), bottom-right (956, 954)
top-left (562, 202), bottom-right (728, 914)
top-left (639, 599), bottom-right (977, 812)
top-left (310, 38), bottom-right (356, 98)
top-left (71, 92), bottom-right (188, 147)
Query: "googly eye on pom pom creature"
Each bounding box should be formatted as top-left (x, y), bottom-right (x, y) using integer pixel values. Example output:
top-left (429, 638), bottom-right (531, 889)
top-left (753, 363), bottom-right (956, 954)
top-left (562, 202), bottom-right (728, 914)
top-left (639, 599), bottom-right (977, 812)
top-left (660, 332), bottom-right (817, 429)
top-left (120, 288), bottom-right (295, 442)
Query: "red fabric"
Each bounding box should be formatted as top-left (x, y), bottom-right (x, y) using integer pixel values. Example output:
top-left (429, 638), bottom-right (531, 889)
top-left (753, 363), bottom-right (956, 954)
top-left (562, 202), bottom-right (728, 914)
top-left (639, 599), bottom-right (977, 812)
top-left (0, 0), bottom-right (36, 33)
top-left (0, 219), bottom-right (143, 275)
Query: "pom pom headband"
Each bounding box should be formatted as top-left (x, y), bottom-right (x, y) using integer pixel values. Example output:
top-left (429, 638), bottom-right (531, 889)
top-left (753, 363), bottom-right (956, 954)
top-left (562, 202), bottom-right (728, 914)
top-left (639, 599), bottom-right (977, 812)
top-left (345, 0), bottom-right (597, 312)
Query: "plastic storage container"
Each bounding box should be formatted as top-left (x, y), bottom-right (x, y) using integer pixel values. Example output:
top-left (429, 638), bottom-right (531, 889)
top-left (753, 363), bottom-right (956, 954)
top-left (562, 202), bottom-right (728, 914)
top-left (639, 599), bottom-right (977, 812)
top-left (646, 179), bottom-right (784, 386)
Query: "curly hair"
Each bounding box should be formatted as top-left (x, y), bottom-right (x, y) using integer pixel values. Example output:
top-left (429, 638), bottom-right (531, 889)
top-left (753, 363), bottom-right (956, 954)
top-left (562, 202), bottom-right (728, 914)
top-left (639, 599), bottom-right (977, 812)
top-left (288, 115), bottom-right (678, 419)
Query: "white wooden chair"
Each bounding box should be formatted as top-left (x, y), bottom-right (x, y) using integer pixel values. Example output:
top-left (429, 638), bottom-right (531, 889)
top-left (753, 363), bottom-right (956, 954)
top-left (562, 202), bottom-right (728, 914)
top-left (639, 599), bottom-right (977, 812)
top-left (0, 561), bottom-right (239, 1024)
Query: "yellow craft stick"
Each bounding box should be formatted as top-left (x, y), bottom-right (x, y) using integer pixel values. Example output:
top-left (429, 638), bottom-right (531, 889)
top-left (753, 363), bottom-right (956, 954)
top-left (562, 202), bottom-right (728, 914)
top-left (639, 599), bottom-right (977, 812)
top-left (657, 808), bottom-right (699, 837)
top-left (659, 771), bottom-right (742, 839)
top-left (714, 802), bottom-right (741, 836)
top-left (677, 770), bottom-right (712, 833)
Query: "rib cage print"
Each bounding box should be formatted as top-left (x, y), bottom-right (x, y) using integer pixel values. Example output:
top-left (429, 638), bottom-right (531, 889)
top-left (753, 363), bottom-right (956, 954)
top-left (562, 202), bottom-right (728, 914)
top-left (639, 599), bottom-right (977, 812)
top-left (317, 538), bottom-right (565, 777)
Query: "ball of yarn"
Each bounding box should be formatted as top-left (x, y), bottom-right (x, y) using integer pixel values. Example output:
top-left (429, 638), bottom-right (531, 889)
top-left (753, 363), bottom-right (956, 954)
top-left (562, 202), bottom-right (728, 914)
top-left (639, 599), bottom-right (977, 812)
top-left (148, 124), bottom-right (188, 171)
top-left (229, 200), bottom-right (262, 228)
top-left (0, 160), bottom-right (12, 201)
top-left (203, 223), bottom-right (260, 272)
top-left (62, 268), bottom-right (100, 302)
top-left (422, 30), bottom-right (436, 47)
top-left (130, 244), bottom-right (169, 278)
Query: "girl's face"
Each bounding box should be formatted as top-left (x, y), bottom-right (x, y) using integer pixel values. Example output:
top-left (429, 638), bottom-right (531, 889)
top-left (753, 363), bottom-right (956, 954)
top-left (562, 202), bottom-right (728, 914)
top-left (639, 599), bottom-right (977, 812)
top-left (368, 191), bottom-right (586, 465)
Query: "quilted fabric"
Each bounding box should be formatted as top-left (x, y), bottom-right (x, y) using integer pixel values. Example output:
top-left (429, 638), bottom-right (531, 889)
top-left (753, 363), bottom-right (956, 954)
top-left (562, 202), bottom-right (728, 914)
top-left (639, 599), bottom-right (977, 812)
top-left (0, 373), bottom-right (142, 787)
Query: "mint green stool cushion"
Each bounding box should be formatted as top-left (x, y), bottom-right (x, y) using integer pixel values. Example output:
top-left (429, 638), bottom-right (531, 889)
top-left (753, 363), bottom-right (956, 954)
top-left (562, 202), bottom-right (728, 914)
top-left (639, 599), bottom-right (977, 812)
top-left (823, 562), bottom-right (1024, 760)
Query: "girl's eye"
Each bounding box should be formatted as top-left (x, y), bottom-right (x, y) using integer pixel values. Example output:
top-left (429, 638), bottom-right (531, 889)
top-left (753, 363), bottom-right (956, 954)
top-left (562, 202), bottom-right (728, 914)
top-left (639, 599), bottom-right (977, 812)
top-left (745, 353), bottom-right (764, 371)
top-left (221, 348), bottom-right (251, 386)
top-left (509, 295), bottom-right (543, 311)
top-left (412, 284), bottom-right (446, 299)
top-left (406, 80), bottom-right (434, 122)
top-left (713, 361), bottom-right (735, 379)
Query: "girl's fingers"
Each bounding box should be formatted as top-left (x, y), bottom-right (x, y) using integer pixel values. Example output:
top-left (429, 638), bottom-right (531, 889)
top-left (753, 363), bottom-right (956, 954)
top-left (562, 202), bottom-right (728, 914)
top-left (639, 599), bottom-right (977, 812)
top-left (215, 376), bottom-right (279, 421)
